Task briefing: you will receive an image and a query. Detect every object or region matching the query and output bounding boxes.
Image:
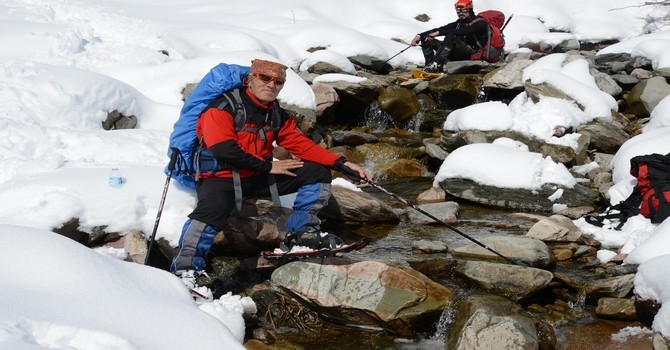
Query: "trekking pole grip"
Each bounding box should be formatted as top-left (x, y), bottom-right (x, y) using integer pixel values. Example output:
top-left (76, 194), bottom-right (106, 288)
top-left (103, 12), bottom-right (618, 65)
top-left (339, 164), bottom-right (367, 183)
top-left (168, 147), bottom-right (180, 172)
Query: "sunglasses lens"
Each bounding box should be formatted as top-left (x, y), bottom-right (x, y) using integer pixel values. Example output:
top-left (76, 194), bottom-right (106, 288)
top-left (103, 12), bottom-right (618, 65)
top-left (257, 74), bottom-right (285, 85)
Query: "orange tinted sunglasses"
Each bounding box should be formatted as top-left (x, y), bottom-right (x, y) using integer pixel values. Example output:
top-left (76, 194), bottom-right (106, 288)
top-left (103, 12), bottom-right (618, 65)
top-left (254, 74), bottom-right (285, 85)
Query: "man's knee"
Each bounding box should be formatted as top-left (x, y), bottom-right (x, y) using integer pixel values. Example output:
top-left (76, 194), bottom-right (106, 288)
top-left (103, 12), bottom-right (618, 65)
top-left (300, 161), bottom-right (332, 183)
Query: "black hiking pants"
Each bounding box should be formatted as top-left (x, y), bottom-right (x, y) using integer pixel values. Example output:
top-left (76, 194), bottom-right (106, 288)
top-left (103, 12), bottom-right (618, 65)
top-left (189, 161), bottom-right (332, 230)
top-left (421, 35), bottom-right (474, 66)
top-left (171, 161), bottom-right (333, 273)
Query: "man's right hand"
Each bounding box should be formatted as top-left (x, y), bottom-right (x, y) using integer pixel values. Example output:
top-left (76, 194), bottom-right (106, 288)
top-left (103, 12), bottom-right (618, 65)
top-left (413, 32), bottom-right (437, 46)
top-left (269, 159), bottom-right (303, 176)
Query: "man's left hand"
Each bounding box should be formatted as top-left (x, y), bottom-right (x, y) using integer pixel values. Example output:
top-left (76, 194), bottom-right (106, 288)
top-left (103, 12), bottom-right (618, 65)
top-left (269, 159), bottom-right (304, 176)
top-left (342, 161), bottom-right (371, 184)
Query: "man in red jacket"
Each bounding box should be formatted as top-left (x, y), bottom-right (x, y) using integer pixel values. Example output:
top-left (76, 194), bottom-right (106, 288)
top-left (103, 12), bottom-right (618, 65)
top-left (170, 59), bottom-right (370, 277)
top-left (410, 0), bottom-right (489, 72)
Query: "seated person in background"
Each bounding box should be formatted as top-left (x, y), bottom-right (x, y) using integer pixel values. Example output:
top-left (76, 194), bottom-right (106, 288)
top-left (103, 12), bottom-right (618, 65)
top-left (410, 0), bottom-right (489, 73)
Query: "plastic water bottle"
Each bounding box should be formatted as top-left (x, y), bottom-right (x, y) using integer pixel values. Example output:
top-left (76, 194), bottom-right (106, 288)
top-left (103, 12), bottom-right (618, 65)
top-left (108, 168), bottom-right (124, 188)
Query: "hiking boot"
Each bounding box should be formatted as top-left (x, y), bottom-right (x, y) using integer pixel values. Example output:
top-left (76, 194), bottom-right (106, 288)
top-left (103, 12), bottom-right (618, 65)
top-left (174, 269), bottom-right (210, 289)
top-left (316, 232), bottom-right (344, 249)
top-left (280, 231), bottom-right (303, 252)
top-left (281, 228), bottom-right (344, 251)
top-left (175, 269), bottom-right (196, 289)
top-left (300, 229), bottom-right (344, 249)
top-left (424, 62), bottom-right (442, 73)
top-left (175, 270), bottom-right (213, 301)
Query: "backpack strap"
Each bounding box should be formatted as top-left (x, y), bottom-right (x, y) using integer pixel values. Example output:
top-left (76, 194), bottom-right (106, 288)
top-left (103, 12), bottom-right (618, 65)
top-left (585, 187), bottom-right (641, 230)
top-left (652, 192), bottom-right (670, 224)
top-left (217, 89), bottom-right (246, 131)
top-left (232, 166), bottom-right (244, 215)
top-left (584, 209), bottom-right (633, 231)
top-left (467, 16), bottom-right (487, 51)
top-left (644, 153), bottom-right (670, 223)
top-left (193, 136), bottom-right (205, 182)
top-left (483, 18), bottom-right (492, 59)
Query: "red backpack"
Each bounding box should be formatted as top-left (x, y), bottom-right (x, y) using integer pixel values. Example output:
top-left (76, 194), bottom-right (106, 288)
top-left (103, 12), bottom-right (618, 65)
top-left (585, 153), bottom-right (670, 230)
top-left (630, 153), bottom-right (670, 222)
top-left (471, 10), bottom-right (506, 63)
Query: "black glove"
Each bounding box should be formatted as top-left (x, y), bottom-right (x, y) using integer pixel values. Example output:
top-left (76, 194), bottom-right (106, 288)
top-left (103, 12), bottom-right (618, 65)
top-left (332, 157), bottom-right (363, 182)
top-left (418, 32), bottom-right (432, 42)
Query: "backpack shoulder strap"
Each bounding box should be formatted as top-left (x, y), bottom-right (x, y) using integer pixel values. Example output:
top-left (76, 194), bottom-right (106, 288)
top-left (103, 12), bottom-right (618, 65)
top-left (269, 104), bottom-right (283, 132)
top-left (469, 16), bottom-right (489, 50)
top-left (585, 187), bottom-right (641, 230)
top-left (216, 89), bottom-right (246, 131)
top-left (209, 89), bottom-right (249, 213)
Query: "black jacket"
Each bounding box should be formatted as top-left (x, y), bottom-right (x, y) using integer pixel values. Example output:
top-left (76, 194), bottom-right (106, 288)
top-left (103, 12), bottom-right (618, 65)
top-left (421, 14), bottom-right (489, 51)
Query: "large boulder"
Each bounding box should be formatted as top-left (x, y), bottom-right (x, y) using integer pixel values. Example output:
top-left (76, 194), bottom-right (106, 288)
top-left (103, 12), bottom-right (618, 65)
top-left (271, 260), bottom-right (454, 336)
top-left (321, 186), bottom-right (400, 224)
top-left (454, 260), bottom-right (554, 302)
top-left (451, 236), bottom-right (555, 269)
top-left (437, 177), bottom-right (600, 212)
top-left (624, 76), bottom-right (670, 117)
top-left (377, 85), bottom-right (421, 122)
top-left (446, 294), bottom-right (556, 350)
top-left (576, 117), bottom-right (630, 154)
top-left (428, 74), bottom-right (482, 109)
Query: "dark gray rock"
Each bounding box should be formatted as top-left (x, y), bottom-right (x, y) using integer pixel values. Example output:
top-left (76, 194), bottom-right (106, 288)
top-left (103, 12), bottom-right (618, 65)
top-left (438, 178), bottom-right (600, 212)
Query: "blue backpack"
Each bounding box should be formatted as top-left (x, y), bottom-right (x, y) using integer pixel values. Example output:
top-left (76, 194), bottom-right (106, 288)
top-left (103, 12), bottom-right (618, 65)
top-left (165, 63), bottom-right (250, 190)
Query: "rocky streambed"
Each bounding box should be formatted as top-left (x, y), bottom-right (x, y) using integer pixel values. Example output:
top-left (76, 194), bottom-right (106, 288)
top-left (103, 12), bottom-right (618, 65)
top-left (232, 178), bottom-right (655, 350)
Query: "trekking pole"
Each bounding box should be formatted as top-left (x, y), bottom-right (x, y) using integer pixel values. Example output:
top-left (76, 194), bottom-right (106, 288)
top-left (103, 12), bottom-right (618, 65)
top-left (144, 147), bottom-right (180, 265)
top-left (338, 167), bottom-right (515, 264)
top-left (374, 44), bottom-right (413, 70)
top-left (501, 14), bottom-right (514, 32)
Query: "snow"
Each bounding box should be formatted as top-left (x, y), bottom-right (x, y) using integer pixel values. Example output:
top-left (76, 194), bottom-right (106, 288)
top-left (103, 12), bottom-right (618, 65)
top-left (433, 143), bottom-right (577, 190)
top-left (299, 49), bottom-right (358, 75)
top-left (0, 226), bottom-right (253, 349)
top-left (2, 0), bottom-right (670, 347)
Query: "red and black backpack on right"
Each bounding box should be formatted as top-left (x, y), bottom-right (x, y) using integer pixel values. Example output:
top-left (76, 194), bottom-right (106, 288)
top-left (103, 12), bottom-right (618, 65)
top-left (586, 152), bottom-right (670, 229)
top-left (471, 10), bottom-right (506, 63)
top-left (630, 153), bottom-right (670, 222)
